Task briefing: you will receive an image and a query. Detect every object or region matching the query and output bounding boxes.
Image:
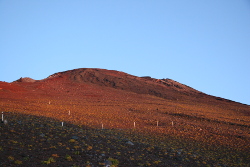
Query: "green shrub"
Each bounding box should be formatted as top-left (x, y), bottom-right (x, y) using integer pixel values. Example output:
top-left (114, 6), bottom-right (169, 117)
top-left (108, 157), bottom-right (119, 166)
top-left (42, 157), bottom-right (56, 164)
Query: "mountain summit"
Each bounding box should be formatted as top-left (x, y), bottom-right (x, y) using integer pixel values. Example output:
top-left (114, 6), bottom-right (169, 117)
top-left (5, 68), bottom-right (247, 104)
top-left (1, 68), bottom-right (247, 106)
top-left (42, 68), bottom-right (202, 100)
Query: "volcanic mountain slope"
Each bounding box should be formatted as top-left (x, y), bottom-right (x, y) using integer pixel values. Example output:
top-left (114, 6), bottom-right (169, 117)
top-left (44, 68), bottom-right (202, 100)
top-left (1, 68), bottom-right (249, 125)
top-left (0, 68), bottom-right (250, 147)
top-left (41, 68), bottom-right (245, 103)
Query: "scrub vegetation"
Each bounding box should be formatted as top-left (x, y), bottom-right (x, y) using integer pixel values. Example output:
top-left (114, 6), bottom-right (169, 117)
top-left (0, 68), bottom-right (249, 166)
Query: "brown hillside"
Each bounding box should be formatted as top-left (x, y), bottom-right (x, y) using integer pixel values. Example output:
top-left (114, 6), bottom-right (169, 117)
top-left (44, 68), bottom-right (203, 100)
top-left (0, 68), bottom-right (250, 166)
top-left (0, 68), bottom-right (249, 166)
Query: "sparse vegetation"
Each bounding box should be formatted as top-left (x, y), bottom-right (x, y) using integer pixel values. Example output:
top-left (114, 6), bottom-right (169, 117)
top-left (108, 157), bottom-right (119, 166)
top-left (0, 68), bottom-right (249, 166)
top-left (0, 112), bottom-right (249, 166)
top-left (42, 157), bottom-right (56, 164)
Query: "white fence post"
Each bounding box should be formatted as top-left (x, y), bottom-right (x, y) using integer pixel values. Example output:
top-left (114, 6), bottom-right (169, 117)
top-left (62, 122), bottom-right (64, 126)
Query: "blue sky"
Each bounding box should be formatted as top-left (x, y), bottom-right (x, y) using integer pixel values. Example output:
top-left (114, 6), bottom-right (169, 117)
top-left (1, 0), bottom-right (250, 105)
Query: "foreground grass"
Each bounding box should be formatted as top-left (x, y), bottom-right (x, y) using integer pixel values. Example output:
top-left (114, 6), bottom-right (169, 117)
top-left (0, 112), bottom-right (249, 166)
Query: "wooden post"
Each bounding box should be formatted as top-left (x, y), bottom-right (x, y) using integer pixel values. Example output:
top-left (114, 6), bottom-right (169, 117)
top-left (157, 121), bottom-right (159, 127)
top-left (134, 122), bottom-right (136, 128)
top-left (171, 121), bottom-right (174, 126)
top-left (101, 123), bottom-right (104, 129)
top-left (68, 110), bottom-right (70, 115)
top-left (1, 112), bottom-right (3, 122)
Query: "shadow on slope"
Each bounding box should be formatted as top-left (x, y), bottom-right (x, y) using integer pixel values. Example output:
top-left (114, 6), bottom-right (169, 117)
top-left (1, 112), bottom-right (249, 167)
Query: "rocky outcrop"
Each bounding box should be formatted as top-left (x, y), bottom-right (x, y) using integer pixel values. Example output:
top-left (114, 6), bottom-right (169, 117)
top-left (14, 77), bottom-right (36, 83)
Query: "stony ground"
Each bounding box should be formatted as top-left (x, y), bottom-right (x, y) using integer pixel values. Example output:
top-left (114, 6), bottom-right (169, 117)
top-left (1, 112), bottom-right (249, 167)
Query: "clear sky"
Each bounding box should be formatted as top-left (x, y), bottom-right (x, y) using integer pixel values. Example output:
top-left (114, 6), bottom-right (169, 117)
top-left (1, 0), bottom-right (250, 105)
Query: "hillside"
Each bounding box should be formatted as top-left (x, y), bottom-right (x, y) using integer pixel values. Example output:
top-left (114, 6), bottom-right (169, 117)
top-left (0, 68), bottom-right (250, 166)
top-left (44, 68), bottom-right (202, 100)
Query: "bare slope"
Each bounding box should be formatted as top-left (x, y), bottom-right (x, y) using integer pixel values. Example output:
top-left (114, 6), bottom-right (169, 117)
top-left (44, 68), bottom-right (203, 100)
top-left (0, 68), bottom-right (249, 152)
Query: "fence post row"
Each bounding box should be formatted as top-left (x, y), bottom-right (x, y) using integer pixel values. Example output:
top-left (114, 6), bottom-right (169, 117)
top-left (2, 111), bottom-right (175, 129)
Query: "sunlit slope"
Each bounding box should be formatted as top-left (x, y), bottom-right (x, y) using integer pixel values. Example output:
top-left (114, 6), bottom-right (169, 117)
top-left (0, 68), bottom-right (249, 150)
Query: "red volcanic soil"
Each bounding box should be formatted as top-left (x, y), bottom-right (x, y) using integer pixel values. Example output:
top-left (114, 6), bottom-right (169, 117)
top-left (0, 68), bottom-right (250, 166)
